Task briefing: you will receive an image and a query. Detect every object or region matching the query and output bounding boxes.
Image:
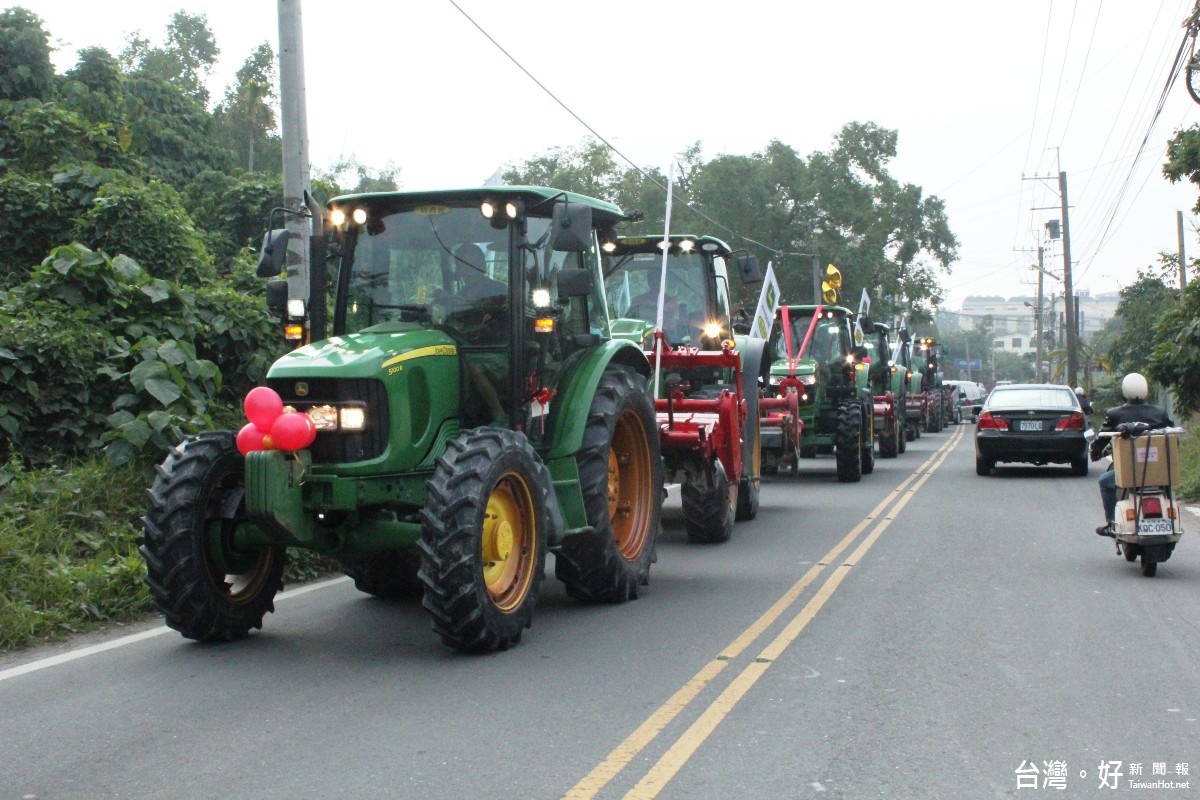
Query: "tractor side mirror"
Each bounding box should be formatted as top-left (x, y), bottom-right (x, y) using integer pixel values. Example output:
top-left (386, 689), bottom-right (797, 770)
top-left (737, 254), bottom-right (762, 284)
top-left (550, 202), bottom-right (593, 252)
top-left (556, 268), bottom-right (593, 297)
top-left (266, 279), bottom-right (288, 314)
top-left (256, 229), bottom-right (290, 278)
top-left (858, 314), bottom-right (876, 334)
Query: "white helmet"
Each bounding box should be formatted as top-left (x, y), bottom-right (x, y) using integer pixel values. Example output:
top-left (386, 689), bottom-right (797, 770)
top-left (1121, 372), bottom-right (1149, 402)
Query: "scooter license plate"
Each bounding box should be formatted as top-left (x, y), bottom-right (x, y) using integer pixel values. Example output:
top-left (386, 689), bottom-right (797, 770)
top-left (1136, 520), bottom-right (1175, 535)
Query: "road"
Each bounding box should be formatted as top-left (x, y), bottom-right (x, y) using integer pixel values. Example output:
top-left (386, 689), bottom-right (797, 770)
top-left (2, 425), bottom-right (1197, 799)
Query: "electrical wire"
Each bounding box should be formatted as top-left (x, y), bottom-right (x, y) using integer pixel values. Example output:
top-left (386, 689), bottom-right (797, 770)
top-left (446, 0), bottom-right (788, 258)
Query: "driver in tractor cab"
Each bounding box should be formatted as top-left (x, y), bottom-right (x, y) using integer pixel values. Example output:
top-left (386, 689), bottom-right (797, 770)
top-left (451, 243), bottom-right (506, 302)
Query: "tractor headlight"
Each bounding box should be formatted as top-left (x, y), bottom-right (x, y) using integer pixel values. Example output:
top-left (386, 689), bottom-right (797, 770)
top-left (703, 322), bottom-right (722, 339)
top-left (307, 405), bottom-right (338, 431)
top-left (769, 375), bottom-right (783, 386)
top-left (339, 406), bottom-right (367, 431)
top-left (799, 374), bottom-right (817, 386)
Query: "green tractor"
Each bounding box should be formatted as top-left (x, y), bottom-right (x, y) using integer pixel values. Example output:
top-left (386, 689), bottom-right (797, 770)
top-left (906, 335), bottom-right (947, 433)
top-left (763, 304), bottom-right (875, 482)
top-left (859, 318), bottom-right (907, 458)
top-left (602, 234), bottom-right (765, 542)
top-left (141, 187), bottom-right (664, 653)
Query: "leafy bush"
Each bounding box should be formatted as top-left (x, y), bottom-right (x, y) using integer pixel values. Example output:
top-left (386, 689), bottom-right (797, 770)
top-left (0, 171), bottom-right (72, 286)
top-left (71, 179), bottom-right (211, 283)
top-left (0, 244), bottom-right (221, 466)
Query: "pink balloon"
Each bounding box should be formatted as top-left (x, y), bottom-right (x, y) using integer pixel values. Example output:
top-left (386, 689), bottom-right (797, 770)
top-left (236, 423), bottom-right (266, 455)
top-left (270, 411), bottom-right (317, 451)
top-left (244, 386), bottom-right (283, 430)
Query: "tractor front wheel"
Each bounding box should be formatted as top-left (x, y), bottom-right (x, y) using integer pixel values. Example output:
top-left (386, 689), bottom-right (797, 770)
top-left (141, 431), bottom-right (285, 642)
top-left (736, 403), bottom-right (761, 521)
top-left (879, 414), bottom-right (899, 458)
top-left (834, 401), bottom-right (863, 483)
top-left (556, 366), bottom-right (662, 602)
top-left (683, 460), bottom-right (736, 544)
top-left (419, 428), bottom-right (548, 652)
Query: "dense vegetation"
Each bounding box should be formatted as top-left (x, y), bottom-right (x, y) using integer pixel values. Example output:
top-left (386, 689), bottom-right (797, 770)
top-left (0, 6), bottom-right (1196, 652)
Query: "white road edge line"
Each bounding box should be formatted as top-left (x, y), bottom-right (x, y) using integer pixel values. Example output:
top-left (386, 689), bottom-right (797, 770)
top-left (0, 575), bottom-right (352, 684)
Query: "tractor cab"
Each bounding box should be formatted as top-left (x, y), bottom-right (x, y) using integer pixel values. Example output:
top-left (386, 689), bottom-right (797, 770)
top-left (768, 305), bottom-right (861, 400)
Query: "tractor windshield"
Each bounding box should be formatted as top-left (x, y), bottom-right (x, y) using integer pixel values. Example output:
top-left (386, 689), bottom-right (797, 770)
top-left (604, 251), bottom-right (707, 344)
top-left (773, 310), bottom-right (847, 369)
top-left (334, 204), bottom-right (594, 344)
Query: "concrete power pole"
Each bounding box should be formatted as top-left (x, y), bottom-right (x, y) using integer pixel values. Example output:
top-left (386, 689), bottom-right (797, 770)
top-left (277, 0), bottom-right (312, 333)
top-left (1059, 170), bottom-right (1078, 388)
top-left (1178, 210), bottom-right (1189, 290)
top-left (1035, 246), bottom-right (1044, 382)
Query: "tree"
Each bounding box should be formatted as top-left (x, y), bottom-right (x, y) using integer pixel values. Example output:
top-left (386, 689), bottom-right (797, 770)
top-left (1105, 268), bottom-right (1177, 375)
top-left (0, 7), bottom-right (54, 101)
top-left (1148, 276), bottom-right (1200, 415)
top-left (120, 11), bottom-right (219, 106)
top-left (213, 43), bottom-right (279, 172)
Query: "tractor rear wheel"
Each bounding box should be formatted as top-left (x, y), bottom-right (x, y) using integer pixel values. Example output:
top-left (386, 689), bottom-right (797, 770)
top-left (556, 366), bottom-right (662, 602)
top-left (898, 417), bottom-right (908, 453)
top-left (141, 431), bottom-right (285, 642)
top-left (339, 547), bottom-right (423, 599)
top-left (834, 401), bottom-right (863, 483)
top-left (420, 427), bottom-right (548, 652)
top-left (860, 405), bottom-right (875, 475)
top-left (683, 460), bottom-right (735, 543)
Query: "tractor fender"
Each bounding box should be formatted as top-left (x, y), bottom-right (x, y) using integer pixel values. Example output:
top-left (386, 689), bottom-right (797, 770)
top-left (738, 337), bottom-right (766, 476)
top-left (545, 339), bottom-right (650, 461)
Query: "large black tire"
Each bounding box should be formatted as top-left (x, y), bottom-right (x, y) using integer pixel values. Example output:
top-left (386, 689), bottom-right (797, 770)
top-left (683, 460), bottom-right (735, 543)
top-left (339, 547), bottom-right (423, 599)
top-left (860, 402), bottom-right (875, 476)
top-left (736, 391), bottom-right (761, 522)
top-left (419, 427), bottom-right (549, 652)
top-left (897, 417), bottom-right (907, 453)
top-left (834, 401), bottom-right (863, 483)
top-left (555, 366), bottom-right (662, 603)
top-left (878, 414), bottom-right (899, 459)
top-left (141, 431), bottom-right (286, 642)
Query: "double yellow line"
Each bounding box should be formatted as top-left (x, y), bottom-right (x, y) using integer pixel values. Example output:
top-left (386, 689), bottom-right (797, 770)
top-left (564, 424), bottom-right (967, 800)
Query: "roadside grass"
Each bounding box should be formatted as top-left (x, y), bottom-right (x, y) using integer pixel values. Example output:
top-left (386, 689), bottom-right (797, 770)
top-left (0, 452), bottom-right (336, 653)
top-left (1178, 415), bottom-right (1200, 501)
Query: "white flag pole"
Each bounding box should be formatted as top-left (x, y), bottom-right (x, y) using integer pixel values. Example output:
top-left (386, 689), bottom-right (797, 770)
top-left (652, 164), bottom-right (674, 400)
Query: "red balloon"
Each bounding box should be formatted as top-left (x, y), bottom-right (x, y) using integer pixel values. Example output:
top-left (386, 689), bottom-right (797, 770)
top-left (236, 423), bottom-right (266, 455)
top-left (244, 386), bottom-right (283, 430)
top-left (270, 411), bottom-right (317, 451)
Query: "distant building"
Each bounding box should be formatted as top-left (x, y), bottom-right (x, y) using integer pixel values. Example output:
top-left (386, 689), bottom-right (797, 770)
top-left (938, 289), bottom-right (1120, 357)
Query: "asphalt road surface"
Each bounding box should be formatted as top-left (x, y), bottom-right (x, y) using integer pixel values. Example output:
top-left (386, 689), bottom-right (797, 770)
top-left (2, 424), bottom-right (1197, 799)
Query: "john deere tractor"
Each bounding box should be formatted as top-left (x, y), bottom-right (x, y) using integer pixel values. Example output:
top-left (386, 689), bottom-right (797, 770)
top-left (763, 304), bottom-right (875, 482)
top-left (602, 234), bottom-right (764, 543)
top-left (907, 335), bottom-right (946, 433)
top-left (141, 187), bottom-right (664, 653)
top-left (859, 318), bottom-right (907, 457)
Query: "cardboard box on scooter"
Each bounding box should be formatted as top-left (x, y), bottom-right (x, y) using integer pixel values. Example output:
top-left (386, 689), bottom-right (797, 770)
top-left (1112, 432), bottom-right (1181, 488)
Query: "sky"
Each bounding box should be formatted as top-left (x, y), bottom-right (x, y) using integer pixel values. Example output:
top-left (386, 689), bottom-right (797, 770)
top-left (15, 0), bottom-right (1200, 312)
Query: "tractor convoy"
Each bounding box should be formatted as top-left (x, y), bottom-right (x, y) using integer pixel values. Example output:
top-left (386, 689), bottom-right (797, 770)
top-left (140, 185), bottom-right (960, 654)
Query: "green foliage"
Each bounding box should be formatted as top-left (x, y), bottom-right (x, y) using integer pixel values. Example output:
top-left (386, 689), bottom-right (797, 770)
top-left (187, 170), bottom-right (283, 268)
top-left (0, 455), bottom-right (151, 650)
top-left (504, 125), bottom-right (958, 319)
top-left (212, 42), bottom-right (280, 173)
top-left (1148, 276), bottom-right (1200, 415)
top-left (0, 98), bottom-right (130, 173)
top-left (71, 179), bottom-right (212, 282)
top-left (0, 7), bottom-right (54, 101)
top-left (1106, 269), bottom-right (1178, 375)
top-left (0, 170), bottom-right (72, 286)
top-left (0, 244), bottom-right (222, 466)
top-left (119, 11), bottom-right (219, 106)
top-left (1164, 124), bottom-right (1200, 214)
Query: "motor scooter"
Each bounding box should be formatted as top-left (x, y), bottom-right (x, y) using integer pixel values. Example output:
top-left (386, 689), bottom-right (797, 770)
top-left (1092, 425), bottom-right (1186, 577)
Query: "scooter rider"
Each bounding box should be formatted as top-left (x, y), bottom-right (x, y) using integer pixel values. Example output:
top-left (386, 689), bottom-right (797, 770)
top-left (1091, 372), bottom-right (1174, 536)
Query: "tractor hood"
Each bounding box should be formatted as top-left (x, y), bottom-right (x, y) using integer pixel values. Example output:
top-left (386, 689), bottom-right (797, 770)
top-left (269, 326), bottom-right (459, 380)
top-left (769, 358), bottom-right (816, 377)
top-left (610, 317), bottom-right (654, 347)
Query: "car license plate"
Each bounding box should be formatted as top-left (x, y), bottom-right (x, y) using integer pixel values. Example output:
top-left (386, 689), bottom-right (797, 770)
top-left (1018, 420), bottom-right (1041, 431)
top-left (1136, 520), bottom-right (1175, 535)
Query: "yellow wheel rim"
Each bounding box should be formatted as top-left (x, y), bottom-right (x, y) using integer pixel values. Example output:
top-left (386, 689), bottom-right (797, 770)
top-left (608, 408), bottom-right (654, 560)
top-left (480, 473), bottom-right (537, 612)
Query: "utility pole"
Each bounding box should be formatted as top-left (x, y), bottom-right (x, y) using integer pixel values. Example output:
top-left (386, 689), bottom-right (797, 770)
top-left (811, 245), bottom-right (821, 304)
top-left (1178, 210), bottom-right (1189, 290)
top-left (1035, 246), bottom-right (1044, 382)
top-left (277, 0), bottom-right (312, 332)
top-left (1059, 170), bottom-right (1078, 387)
